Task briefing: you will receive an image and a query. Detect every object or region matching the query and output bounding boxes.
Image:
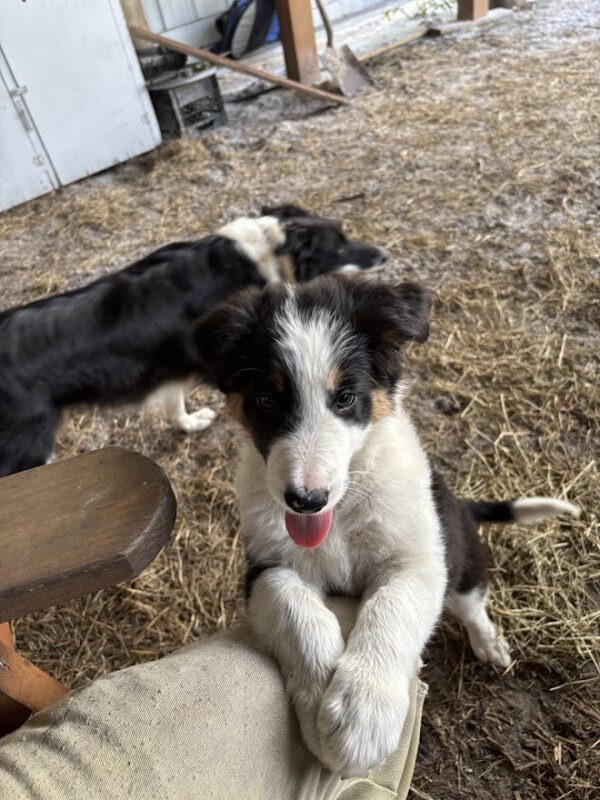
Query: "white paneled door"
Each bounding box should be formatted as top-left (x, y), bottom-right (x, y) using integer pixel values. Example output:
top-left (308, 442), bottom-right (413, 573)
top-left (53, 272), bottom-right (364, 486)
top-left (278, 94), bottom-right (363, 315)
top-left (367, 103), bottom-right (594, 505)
top-left (0, 46), bottom-right (58, 211)
top-left (0, 0), bottom-right (161, 212)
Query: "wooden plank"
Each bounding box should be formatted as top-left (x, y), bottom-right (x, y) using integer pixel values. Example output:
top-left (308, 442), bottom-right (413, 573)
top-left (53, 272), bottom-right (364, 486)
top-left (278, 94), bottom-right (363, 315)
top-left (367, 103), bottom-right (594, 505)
top-left (0, 642), bottom-right (69, 712)
top-left (0, 447), bottom-right (176, 623)
top-left (275, 0), bottom-right (320, 85)
top-left (457, 0), bottom-right (489, 20)
top-left (130, 26), bottom-right (347, 104)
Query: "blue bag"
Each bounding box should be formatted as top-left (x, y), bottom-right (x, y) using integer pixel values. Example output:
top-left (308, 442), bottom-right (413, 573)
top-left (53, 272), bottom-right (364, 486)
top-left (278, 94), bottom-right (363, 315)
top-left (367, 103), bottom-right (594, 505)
top-left (214, 0), bottom-right (279, 58)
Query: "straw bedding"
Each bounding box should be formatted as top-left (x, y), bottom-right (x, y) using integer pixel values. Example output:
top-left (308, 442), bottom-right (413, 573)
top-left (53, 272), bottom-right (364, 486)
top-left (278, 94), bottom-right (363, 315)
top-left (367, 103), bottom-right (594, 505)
top-left (0, 1), bottom-right (597, 797)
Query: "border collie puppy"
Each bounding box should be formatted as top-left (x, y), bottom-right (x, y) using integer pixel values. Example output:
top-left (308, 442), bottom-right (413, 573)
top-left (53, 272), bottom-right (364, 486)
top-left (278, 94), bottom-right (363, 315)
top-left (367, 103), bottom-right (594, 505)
top-left (0, 207), bottom-right (386, 477)
top-left (192, 275), bottom-right (580, 776)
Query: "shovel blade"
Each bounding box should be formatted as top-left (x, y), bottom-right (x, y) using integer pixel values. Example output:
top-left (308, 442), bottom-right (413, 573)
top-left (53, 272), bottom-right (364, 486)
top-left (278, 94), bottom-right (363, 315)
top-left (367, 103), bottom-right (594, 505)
top-left (324, 45), bottom-right (374, 96)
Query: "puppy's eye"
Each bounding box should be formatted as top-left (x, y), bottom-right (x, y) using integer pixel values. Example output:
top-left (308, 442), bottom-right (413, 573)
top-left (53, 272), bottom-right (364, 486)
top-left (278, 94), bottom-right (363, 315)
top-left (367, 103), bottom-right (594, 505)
top-left (256, 392), bottom-right (276, 410)
top-left (335, 391), bottom-right (355, 410)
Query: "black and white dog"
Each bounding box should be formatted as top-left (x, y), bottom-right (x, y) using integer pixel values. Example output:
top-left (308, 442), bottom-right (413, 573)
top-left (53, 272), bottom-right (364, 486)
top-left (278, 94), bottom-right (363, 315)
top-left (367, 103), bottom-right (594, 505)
top-left (193, 275), bottom-right (579, 776)
top-left (0, 206), bottom-right (386, 477)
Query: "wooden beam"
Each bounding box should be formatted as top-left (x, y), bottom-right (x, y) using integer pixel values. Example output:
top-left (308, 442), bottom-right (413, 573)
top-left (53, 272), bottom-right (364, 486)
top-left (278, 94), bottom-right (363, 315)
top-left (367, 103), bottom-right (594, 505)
top-left (130, 26), bottom-right (347, 105)
top-left (275, 0), bottom-right (320, 85)
top-left (457, 0), bottom-right (489, 20)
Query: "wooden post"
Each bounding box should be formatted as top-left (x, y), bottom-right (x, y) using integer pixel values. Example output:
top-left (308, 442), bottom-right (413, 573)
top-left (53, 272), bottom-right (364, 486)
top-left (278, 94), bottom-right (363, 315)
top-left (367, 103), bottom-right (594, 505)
top-left (457, 0), bottom-right (489, 20)
top-left (275, 0), bottom-right (320, 85)
top-left (119, 0), bottom-right (150, 49)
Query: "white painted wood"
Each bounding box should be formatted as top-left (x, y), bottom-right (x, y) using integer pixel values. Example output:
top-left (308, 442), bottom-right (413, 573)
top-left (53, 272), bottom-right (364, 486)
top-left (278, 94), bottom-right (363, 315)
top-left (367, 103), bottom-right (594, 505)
top-left (0, 47), bottom-right (58, 213)
top-left (0, 0), bottom-right (161, 189)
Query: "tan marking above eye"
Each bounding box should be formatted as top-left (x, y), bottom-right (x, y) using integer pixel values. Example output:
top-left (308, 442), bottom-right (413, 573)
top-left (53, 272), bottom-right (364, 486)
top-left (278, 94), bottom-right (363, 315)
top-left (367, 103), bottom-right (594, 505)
top-left (269, 371), bottom-right (285, 392)
top-left (372, 389), bottom-right (392, 422)
top-left (327, 367), bottom-right (342, 392)
top-left (278, 253), bottom-right (296, 283)
top-left (227, 394), bottom-right (248, 428)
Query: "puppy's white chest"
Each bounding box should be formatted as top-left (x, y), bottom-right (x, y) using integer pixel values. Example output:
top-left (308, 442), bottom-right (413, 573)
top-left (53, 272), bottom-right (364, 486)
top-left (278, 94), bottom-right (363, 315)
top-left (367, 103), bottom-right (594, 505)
top-left (286, 514), bottom-right (375, 595)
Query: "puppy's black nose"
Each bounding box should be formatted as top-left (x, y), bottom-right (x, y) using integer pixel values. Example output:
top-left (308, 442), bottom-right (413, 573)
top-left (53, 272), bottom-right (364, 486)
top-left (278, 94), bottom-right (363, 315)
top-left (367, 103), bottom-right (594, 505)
top-left (284, 488), bottom-right (329, 514)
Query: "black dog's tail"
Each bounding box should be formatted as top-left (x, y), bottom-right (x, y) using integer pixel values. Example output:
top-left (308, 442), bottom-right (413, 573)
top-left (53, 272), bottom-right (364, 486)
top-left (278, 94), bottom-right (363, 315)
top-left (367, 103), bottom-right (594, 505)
top-left (464, 497), bottom-right (580, 526)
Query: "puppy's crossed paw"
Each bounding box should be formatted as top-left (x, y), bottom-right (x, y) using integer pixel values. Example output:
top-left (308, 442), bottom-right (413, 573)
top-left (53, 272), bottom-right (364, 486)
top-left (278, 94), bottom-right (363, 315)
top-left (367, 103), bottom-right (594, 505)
top-left (289, 628), bottom-right (345, 763)
top-left (317, 659), bottom-right (409, 777)
top-left (290, 688), bottom-right (324, 761)
top-left (178, 407), bottom-right (216, 432)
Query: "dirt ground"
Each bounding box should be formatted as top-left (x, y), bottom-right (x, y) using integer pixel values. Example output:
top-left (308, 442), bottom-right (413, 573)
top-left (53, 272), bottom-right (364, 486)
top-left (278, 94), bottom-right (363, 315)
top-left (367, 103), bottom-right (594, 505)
top-left (1, 1), bottom-right (598, 798)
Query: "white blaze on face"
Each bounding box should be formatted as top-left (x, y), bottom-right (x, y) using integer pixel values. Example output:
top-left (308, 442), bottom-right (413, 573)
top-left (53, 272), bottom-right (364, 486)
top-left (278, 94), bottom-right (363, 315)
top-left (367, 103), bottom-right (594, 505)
top-left (265, 294), bottom-right (367, 510)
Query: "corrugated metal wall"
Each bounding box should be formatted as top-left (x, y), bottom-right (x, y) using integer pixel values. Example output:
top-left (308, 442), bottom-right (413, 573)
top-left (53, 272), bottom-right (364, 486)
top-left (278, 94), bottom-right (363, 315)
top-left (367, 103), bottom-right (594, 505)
top-left (140, 0), bottom-right (382, 50)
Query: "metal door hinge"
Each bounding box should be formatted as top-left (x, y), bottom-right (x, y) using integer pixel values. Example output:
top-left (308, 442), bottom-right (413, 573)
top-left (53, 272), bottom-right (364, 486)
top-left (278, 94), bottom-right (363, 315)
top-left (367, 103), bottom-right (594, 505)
top-left (9, 85), bottom-right (34, 132)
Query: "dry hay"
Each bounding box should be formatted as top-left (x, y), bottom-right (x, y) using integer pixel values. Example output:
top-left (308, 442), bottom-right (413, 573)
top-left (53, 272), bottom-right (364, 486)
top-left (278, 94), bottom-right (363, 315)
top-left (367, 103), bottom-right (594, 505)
top-left (0, 1), bottom-right (598, 797)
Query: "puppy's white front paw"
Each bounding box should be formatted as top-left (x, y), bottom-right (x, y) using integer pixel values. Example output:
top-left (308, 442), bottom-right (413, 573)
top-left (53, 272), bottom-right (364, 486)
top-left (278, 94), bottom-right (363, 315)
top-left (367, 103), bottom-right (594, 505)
top-left (469, 631), bottom-right (512, 669)
top-left (178, 407), bottom-right (216, 432)
top-left (289, 686), bottom-right (325, 760)
top-left (287, 629), bottom-right (345, 763)
top-left (317, 657), bottom-right (409, 776)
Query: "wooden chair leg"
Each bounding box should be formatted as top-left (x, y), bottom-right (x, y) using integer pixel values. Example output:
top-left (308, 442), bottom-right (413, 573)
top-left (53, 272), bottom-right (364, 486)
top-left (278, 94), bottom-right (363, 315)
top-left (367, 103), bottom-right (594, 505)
top-left (0, 640), bottom-right (69, 719)
top-left (457, 0), bottom-right (489, 20)
top-left (0, 622), bottom-right (12, 647)
top-left (0, 625), bottom-right (52, 736)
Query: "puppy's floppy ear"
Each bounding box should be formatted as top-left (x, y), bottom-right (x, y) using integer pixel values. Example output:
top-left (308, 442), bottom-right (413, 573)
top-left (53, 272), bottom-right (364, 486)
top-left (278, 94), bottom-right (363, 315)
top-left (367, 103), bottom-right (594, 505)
top-left (261, 204), bottom-right (311, 220)
top-left (189, 289), bottom-right (260, 392)
top-left (349, 278), bottom-right (430, 388)
top-left (274, 221), bottom-right (323, 282)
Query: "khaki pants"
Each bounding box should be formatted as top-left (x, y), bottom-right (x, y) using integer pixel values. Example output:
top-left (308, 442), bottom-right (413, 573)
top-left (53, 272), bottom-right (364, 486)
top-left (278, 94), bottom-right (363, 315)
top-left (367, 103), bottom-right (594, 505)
top-left (0, 602), bottom-right (425, 799)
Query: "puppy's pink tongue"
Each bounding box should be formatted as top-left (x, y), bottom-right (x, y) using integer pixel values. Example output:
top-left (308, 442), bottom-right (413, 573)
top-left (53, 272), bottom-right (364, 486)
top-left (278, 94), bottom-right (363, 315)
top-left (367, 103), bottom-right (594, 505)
top-left (285, 509), bottom-right (333, 549)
